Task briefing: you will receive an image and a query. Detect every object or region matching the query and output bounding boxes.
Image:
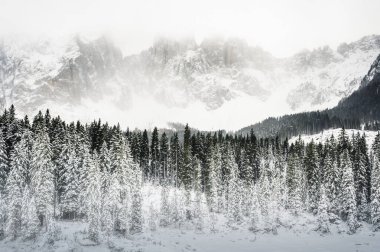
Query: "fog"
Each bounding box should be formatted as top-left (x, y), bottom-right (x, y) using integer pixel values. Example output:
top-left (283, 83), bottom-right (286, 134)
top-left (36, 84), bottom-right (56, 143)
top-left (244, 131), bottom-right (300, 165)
top-left (1, 0), bottom-right (380, 57)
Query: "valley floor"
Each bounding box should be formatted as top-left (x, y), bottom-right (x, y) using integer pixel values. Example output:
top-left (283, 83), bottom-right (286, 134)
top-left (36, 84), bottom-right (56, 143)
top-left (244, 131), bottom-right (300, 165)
top-left (1, 221), bottom-right (379, 252)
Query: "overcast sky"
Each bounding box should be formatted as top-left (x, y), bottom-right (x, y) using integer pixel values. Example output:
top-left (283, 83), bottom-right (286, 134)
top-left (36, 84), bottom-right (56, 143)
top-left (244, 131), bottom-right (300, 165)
top-left (1, 0), bottom-right (380, 57)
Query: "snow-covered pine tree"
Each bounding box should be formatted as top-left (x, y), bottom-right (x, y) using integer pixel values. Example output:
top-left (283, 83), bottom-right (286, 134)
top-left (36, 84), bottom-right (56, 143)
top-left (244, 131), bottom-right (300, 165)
top-left (86, 154), bottom-right (101, 242)
top-left (102, 172), bottom-right (120, 236)
top-left (248, 185), bottom-right (261, 232)
top-left (180, 124), bottom-right (192, 190)
top-left (323, 149), bottom-right (339, 214)
top-left (30, 127), bottom-right (55, 231)
top-left (193, 158), bottom-right (203, 231)
top-left (0, 191), bottom-right (5, 239)
top-left (159, 132), bottom-right (169, 181)
top-left (99, 141), bottom-right (111, 187)
top-left (340, 149), bottom-right (358, 233)
top-left (226, 149), bottom-right (241, 225)
top-left (170, 186), bottom-right (186, 227)
top-left (169, 133), bottom-right (181, 187)
top-left (358, 188), bottom-right (370, 222)
top-left (130, 164), bottom-right (143, 234)
top-left (287, 150), bottom-right (302, 214)
top-left (110, 131), bottom-right (134, 235)
top-left (371, 155), bottom-right (380, 231)
top-left (304, 141), bottom-right (320, 214)
top-left (150, 127), bottom-right (159, 181)
top-left (20, 186), bottom-right (40, 240)
top-left (317, 185), bottom-right (330, 234)
top-left (140, 130), bottom-right (150, 179)
top-left (5, 165), bottom-right (24, 239)
top-left (212, 145), bottom-right (224, 213)
top-left (99, 141), bottom-right (111, 226)
top-left (0, 132), bottom-right (9, 193)
top-left (77, 143), bottom-right (92, 217)
top-left (207, 154), bottom-right (218, 213)
top-left (5, 133), bottom-right (30, 239)
top-left (259, 167), bottom-right (271, 218)
top-left (159, 183), bottom-right (170, 227)
top-left (59, 142), bottom-right (79, 219)
top-left (239, 149), bottom-right (253, 185)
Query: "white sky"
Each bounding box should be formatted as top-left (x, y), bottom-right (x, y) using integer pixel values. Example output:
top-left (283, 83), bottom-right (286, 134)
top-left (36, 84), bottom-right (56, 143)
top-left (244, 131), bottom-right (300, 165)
top-left (1, 0), bottom-right (380, 57)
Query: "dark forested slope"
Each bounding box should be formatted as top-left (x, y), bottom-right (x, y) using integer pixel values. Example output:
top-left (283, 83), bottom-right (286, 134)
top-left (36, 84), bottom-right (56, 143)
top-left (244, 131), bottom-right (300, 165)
top-left (238, 54), bottom-right (380, 138)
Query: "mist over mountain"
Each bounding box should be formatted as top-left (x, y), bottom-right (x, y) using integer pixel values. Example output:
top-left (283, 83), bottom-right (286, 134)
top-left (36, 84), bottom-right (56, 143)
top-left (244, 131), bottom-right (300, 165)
top-left (238, 53), bottom-right (380, 138)
top-left (0, 34), bottom-right (379, 130)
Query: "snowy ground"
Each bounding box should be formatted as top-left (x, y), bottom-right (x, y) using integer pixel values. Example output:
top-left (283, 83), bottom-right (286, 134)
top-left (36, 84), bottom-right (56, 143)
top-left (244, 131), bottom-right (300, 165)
top-left (1, 221), bottom-right (379, 252)
top-left (289, 128), bottom-right (379, 148)
top-left (1, 183), bottom-right (380, 252)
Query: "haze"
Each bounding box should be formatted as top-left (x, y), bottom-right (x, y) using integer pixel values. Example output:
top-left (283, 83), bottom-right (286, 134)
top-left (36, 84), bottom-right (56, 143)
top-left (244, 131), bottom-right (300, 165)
top-left (1, 0), bottom-right (380, 57)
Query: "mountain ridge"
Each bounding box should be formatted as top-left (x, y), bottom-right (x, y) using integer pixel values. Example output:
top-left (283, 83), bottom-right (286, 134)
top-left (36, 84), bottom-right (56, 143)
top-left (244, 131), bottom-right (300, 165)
top-left (0, 34), bottom-right (380, 130)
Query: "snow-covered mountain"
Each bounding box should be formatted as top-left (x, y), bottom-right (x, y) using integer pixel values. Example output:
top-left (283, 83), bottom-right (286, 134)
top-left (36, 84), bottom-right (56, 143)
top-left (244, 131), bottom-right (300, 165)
top-left (0, 34), bottom-right (379, 130)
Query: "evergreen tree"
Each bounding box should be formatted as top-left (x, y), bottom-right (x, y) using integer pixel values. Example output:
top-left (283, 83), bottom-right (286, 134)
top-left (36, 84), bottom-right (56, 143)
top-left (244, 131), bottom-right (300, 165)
top-left (130, 164), bottom-right (143, 234)
top-left (207, 155), bottom-right (218, 213)
top-left (180, 124), bottom-right (192, 189)
top-left (304, 141), bottom-right (320, 213)
top-left (5, 158), bottom-right (24, 239)
top-left (150, 127), bottom-right (160, 180)
top-left (159, 132), bottom-right (169, 181)
top-left (169, 133), bottom-right (181, 187)
top-left (0, 132), bottom-right (9, 192)
top-left (248, 185), bottom-right (261, 232)
top-left (324, 149), bottom-right (339, 214)
top-left (159, 184), bottom-right (170, 227)
top-left (103, 173), bottom-right (120, 236)
top-left (87, 154), bottom-right (101, 242)
top-left (192, 158), bottom-right (203, 230)
top-left (340, 149), bottom-right (358, 233)
top-left (20, 186), bottom-right (40, 240)
top-left (60, 143), bottom-right (79, 219)
top-left (317, 185), bottom-right (330, 234)
top-left (140, 130), bottom-right (150, 179)
top-left (30, 128), bottom-right (55, 230)
top-left (371, 156), bottom-right (380, 231)
top-left (227, 149), bottom-right (241, 225)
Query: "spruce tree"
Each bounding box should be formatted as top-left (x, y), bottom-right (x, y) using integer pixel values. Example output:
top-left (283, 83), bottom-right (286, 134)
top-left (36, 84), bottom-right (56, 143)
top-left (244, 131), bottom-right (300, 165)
top-left (159, 132), bottom-right (169, 181)
top-left (140, 130), bottom-right (150, 179)
top-left (371, 156), bottom-right (380, 231)
top-left (60, 143), bottom-right (79, 219)
top-left (130, 164), bottom-right (143, 234)
top-left (31, 127), bottom-right (55, 230)
top-left (304, 141), bottom-right (320, 213)
top-left (159, 184), bottom-right (170, 227)
top-left (87, 154), bottom-right (101, 242)
top-left (21, 186), bottom-right (40, 240)
top-left (5, 160), bottom-right (24, 239)
top-left (0, 132), bottom-right (9, 193)
top-left (207, 155), bottom-right (218, 213)
top-left (227, 149), bottom-right (241, 225)
top-left (317, 185), bottom-right (330, 234)
top-left (181, 124), bottom-right (192, 189)
top-left (324, 150), bottom-right (339, 214)
top-left (340, 149), bottom-right (358, 233)
top-left (150, 127), bottom-right (160, 180)
top-left (248, 185), bottom-right (261, 232)
top-left (103, 173), bottom-right (120, 236)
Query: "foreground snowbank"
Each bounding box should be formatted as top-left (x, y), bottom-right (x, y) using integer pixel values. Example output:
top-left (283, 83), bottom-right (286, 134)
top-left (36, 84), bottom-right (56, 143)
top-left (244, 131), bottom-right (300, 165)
top-left (0, 220), bottom-right (379, 252)
top-left (1, 183), bottom-right (380, 252)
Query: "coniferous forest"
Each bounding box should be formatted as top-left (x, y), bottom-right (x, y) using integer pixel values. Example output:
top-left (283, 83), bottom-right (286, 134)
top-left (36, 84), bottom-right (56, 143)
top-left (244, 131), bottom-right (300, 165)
top-left (1, 105), bottom-right (380, 243)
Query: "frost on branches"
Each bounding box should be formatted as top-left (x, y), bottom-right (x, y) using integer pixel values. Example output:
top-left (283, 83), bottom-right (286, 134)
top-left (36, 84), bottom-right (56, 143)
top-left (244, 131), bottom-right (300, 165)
top-left (0, 108), bottom-right (380, 245)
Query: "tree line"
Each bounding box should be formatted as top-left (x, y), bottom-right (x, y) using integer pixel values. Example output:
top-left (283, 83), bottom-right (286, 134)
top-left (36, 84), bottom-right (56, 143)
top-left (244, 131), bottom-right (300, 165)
top-left (0, 105), bottom-right (380, 243)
